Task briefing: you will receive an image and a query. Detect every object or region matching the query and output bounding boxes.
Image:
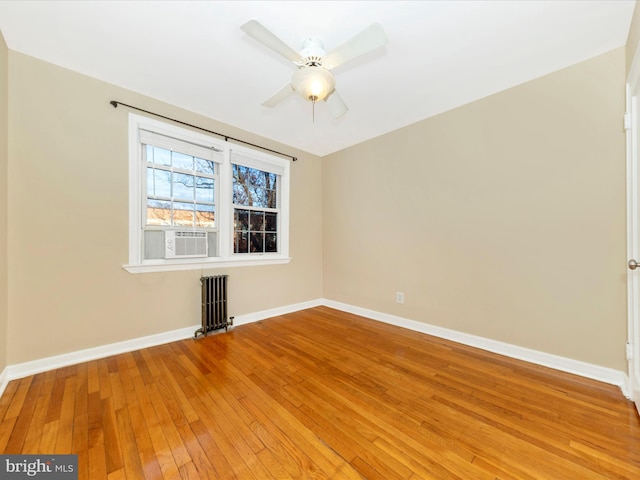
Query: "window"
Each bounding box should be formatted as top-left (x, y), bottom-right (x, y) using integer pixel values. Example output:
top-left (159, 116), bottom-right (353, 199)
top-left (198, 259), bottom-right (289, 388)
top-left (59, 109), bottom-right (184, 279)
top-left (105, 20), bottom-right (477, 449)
top-left (231, 150), bottom-right (285, 255)
top-left (125, 114), bottom-right (290, 273)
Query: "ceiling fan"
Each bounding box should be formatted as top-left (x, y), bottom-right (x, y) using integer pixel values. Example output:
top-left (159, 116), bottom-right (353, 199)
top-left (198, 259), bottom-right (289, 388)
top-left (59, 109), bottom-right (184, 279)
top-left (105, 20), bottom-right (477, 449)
top-left (240, 20), bottom-right (387, 120)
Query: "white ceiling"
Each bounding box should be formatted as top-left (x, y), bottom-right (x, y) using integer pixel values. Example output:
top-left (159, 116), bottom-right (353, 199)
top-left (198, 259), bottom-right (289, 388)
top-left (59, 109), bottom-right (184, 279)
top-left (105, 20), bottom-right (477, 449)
top-left (0, 1), bottom-right (635, 157)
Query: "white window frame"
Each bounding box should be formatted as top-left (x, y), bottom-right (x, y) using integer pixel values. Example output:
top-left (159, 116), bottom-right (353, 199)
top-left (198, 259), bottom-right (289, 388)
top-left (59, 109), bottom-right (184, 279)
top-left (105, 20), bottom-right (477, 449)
top-left (124, 113), bottom-right (290, 273)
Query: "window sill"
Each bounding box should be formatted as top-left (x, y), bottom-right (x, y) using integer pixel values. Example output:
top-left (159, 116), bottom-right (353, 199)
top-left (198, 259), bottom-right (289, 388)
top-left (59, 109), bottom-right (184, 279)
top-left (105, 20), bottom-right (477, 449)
top-left (123, 256), bottom-right (291, 274)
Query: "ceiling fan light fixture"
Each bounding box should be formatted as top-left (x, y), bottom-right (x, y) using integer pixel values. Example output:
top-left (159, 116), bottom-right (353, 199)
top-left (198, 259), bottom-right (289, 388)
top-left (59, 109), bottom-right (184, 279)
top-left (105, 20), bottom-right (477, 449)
top-left (291, 66), bottom-right (335, 103)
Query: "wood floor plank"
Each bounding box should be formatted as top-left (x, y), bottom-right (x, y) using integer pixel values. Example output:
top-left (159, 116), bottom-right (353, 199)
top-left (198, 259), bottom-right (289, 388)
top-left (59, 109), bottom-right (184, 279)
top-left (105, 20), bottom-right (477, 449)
top-left (147, 423), bottom-right (182, 480)
top-left (126, 401), bottom-right (163, 480)
top-left (72, 411), bottom-right (89, 480)
top-left (237, 395), bottom-right (333, 480)
top-left (87, 360), bottom-right (100, 395)
top-left (38, 420), bottom-right (59, 456)
top-left (185, 395), bottom-right (245, 480)
top-left (178, 419), bottom-right (240, 480)
top-left (298, 364), bottom-right (490, 480)
top-left (88, 443), bottom-right (108, 480)
top-left (145, 383), bottom-right (192, 469)
top-left (255, 447), bottom-right (289, 480)
top-left (116, 404), bottom-right (146, 479)
top-left (106, 467), bottom-right (127, 480)
top-left (54, 376), bottom-right (77, 453)
top-left (3, 376), bottom-right (41, 452)
top-left (178, 461), bottom-right (202, 480)
top-left (0, 379), bottom-right (19, 421)
top-left (187, 371), bottom-right (265, 458)
top-left (187, 418), bottom-right (241, 480)
top-left (21, 393), bottom-right (51, 453)
top-left (97, 359), bottom-right (113, 400)
top-left (0, 306), bottom-right (638, 479)
top-left (0, 417), bottom-right (17, 453)
top-left (101, 397), bottom-right (123, 474)
top-left (44, 368), bottom-right (69, 424)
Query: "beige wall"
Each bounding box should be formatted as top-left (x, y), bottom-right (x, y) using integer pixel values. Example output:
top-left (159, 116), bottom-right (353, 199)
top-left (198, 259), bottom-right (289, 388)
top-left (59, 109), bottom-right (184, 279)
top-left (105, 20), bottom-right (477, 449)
top-left (627, 1), bottom-right (640, 73)
top-left (1, 42), bottom-right (631, 373)
top-left (323, 48), bottom-right (628, 371)
top-left (6, 51), bottom-right (323, 365)
top-left (0, 32), bottom-right (8, 372)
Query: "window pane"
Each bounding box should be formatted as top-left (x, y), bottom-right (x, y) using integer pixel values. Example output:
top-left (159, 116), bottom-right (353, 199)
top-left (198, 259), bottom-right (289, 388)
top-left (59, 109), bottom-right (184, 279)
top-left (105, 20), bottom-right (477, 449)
top-left (234, 231), bottom-right (248, 253)
top-left (233, 164), bottom-right (278, 209)
top-left (194, 157), bottom-right (215, 175)
top-left (267, 188), bottom-right (277, 208)
top-left (235, 209), bottom-right (249, 230)
top-left (195, 176), bottom-right (214, 203)
top-left (147, 200), bottom-right (171, 226)
top-left (173, 202), bottom-right (194, 227)
top-left (146, 167), bottom-right (154, 196)
top-left (265, 233), bottom-right (277, 252)
top-left (195, 205), bottom-right (215, 228)
top-left (232, 164), bottom-right (244, 182)
top-left (265, 212), bottom-right (277, 231)
top-left (173, 173), bottom-right (194, 201)
top-left (249, 185), bottom-right (267, 208)
top-left (267, 173), bottom-right (277, 190)
top-left (250, 211), bottom-right (264, 231)
top-left (153, 146), bottom-right (171, 166)
top-left (147, 167), bottom-right (171, 198)
top-left (172, 151), bottom-right (193, 170)
top-left (250, 232), bottom-right (264, 253)
top-left (145, 145), bottom-right (153, 163)
top-left (233, 182), bottom-right (249, 206)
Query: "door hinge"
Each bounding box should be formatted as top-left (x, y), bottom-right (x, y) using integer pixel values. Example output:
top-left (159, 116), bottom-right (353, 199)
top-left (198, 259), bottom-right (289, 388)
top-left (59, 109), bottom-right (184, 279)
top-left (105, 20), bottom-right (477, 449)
top-left (625, 113), bottom-right (632, 130)
top-left (627, 341), bottom-right (633, 360)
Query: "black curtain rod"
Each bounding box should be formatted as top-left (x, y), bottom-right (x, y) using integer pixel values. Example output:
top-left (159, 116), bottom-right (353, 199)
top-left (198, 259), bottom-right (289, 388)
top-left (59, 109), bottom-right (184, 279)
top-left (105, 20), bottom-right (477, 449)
top-left (109, 100), bottom-right (297, 161)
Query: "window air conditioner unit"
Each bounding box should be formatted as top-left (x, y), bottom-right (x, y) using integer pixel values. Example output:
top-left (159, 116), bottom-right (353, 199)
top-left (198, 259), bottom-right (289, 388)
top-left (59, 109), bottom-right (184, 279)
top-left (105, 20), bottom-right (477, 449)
top-left (165, 231), bottom-right (208, 258)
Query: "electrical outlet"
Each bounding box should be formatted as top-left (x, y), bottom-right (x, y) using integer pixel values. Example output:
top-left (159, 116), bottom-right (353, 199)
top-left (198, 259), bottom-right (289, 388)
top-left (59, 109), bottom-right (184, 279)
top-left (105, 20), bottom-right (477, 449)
top-left (396, 291), bottom-right (405, 304)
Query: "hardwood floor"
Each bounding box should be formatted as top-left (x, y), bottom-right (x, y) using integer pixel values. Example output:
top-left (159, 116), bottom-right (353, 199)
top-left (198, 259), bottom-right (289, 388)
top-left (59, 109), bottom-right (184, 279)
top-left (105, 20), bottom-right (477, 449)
top-left (0, 306), bottom-right (639, 479)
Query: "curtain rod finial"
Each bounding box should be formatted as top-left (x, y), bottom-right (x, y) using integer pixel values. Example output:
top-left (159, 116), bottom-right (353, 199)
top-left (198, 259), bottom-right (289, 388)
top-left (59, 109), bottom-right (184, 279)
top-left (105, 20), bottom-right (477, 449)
top-left (110, 101), bottom-right (118, 108)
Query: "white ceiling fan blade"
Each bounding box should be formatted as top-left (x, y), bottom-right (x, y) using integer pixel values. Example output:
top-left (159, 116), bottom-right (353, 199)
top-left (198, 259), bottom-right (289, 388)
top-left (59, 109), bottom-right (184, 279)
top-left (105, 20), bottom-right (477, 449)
top-left (241, 20), bottom-right (302, 63)
top-left (323, 23), bottom-right (387, 70)
top-left (324, 90), bottom-right (348, 119)
top-left (262, 83), bottom-right (294, 107)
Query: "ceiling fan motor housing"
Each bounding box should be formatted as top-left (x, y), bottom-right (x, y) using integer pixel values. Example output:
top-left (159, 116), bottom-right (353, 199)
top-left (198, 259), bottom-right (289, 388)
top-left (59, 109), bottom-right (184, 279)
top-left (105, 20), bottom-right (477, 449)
top-left (299, 37), bottom-right (327, 66)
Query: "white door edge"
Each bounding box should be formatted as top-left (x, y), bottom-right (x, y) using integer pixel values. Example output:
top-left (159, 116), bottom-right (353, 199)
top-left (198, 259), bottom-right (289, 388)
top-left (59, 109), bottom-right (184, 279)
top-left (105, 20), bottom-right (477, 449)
top-left (626, 45), bottom-right (640, 413)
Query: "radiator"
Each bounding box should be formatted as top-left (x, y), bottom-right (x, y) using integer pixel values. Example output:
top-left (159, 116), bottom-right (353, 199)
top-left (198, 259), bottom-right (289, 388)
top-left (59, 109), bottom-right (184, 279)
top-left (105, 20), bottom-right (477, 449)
top-left (195, 275), bottom-right (231, 338)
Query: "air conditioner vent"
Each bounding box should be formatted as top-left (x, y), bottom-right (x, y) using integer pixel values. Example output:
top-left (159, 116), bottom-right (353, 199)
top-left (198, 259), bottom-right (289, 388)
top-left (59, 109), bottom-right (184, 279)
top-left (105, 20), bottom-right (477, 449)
top-left (165, 230), bottom-right (207, 258)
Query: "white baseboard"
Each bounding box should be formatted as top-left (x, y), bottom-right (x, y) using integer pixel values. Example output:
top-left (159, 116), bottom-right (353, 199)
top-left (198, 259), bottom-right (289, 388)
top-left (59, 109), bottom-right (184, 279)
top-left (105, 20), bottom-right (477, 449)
top-left (0, 299), bottom-right (324, 398)
top-left (0, 368), bottom-right (8, 401)
top-left (322, 299), bottom-right (628, 392)
top-left (0, 297), bottom-right (627, 399)
top-left (232, 299), bottom-right (323, 326)
top-left (0, 324), bottom-right (199, 396)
